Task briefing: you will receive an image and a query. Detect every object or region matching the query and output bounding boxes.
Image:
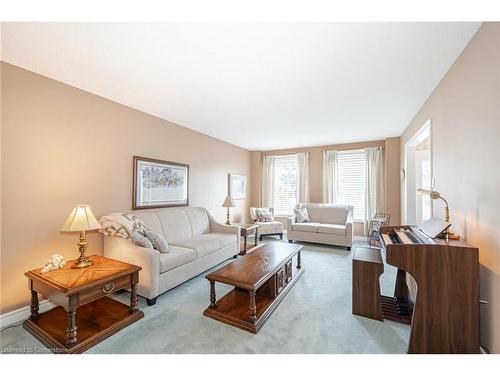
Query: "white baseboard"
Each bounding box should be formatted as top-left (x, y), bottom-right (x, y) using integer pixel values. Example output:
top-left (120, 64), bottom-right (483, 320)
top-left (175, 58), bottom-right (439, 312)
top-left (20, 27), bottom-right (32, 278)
top-left (0, 300), bottom-right (56, 330)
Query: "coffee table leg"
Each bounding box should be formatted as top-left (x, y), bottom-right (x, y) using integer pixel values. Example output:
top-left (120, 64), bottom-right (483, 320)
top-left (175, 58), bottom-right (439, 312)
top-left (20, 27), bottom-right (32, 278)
top-left (30, 289), bottom-right (39, 320)
top-left (209, 281), bottom-right (217, 309)
top-left (297, 251), bottom-right (302, 270)
top-left (130, 272), bottom-right (138, 312)
top-left (255, 230), bottom-right (258, 246)
top-left (249, 291), bottom-right (257, 322)
top-left (244, 236), bottom-right (247, 253)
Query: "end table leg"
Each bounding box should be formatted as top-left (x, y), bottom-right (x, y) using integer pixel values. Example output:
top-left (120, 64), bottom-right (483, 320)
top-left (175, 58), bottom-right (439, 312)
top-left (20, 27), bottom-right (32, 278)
top-left (244, 236), bottom-right (247, 252)
top-left (297, 251), bottom-right (302, 270)
top-left (30, 289), bottom-right (40, 320)
top-left (249, 291), bottom-right (257, 322)
top-left (209, 281), bottom-right (217, 309)
top-left (66, 309), bottom-right (77, 346)
top-left (255, 231), bottom-right (258, 246)
top-left (130, 273), bottom-right (139, 312)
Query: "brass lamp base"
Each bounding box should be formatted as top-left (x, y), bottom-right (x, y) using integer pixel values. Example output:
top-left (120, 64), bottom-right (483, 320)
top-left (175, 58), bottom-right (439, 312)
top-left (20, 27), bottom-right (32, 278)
top-left (71, 230), bottom-right (94, 269)
top-left (71, 257), bottom-right (94, 269)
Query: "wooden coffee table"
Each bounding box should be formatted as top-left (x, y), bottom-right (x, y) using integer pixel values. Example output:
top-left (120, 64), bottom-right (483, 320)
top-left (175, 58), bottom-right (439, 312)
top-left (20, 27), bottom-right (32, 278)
top-left (203, 242), bottom-right (304, 333)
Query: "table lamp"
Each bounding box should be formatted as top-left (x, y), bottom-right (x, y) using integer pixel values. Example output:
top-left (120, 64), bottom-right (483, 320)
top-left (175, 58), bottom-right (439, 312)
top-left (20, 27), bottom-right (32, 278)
top-left (60, 205), bottom-right (101, 268)
top-left (222, 196), bottom-right (235, 225)
top-left (416, 188), bottom-right (459, 240)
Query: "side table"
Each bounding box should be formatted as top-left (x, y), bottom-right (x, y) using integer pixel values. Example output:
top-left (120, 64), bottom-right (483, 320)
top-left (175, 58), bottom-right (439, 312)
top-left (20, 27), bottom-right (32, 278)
top-left (238, 224), bottom-right (259, 255)
top-left (23, 255), bottom-right (144, 354)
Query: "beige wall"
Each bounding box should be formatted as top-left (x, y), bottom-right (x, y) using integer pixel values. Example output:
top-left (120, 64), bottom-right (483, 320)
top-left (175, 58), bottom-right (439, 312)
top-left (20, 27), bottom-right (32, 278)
top-left (399, 23), bottom-right (500, 353)
top-left (0, 63), bottom-right (252, 314)
top-left (251, 139), bottom-right (401, 233)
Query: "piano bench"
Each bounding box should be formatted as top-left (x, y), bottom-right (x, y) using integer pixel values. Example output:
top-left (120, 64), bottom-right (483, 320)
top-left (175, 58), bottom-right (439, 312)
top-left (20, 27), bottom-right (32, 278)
top-left (352, 247), bottom-right (384, 321)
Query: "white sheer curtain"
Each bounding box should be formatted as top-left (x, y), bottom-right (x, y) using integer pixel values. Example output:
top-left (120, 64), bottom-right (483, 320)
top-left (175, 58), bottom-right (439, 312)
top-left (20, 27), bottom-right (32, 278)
top-left (261, 155), bottom-right (276, 208)
top-left (365, 147), bottom-right (385, 232)
top-left (296, 152), bottom-right (309, 204)
top-left (322, 150), bottom-right (337, 203)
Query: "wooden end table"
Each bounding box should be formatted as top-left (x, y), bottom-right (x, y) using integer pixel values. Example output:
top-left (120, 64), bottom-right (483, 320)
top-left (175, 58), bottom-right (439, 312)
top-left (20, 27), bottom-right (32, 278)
top-left (23, 255), bottom-right (144, 354)
top-left (239, 224), bottom-right (259, 255)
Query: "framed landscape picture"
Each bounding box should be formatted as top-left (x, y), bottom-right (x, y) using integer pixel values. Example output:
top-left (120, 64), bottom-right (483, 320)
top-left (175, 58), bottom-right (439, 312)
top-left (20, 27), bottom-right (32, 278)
top-left (133, 156), bottom-right (189, 209)
top-left (229, 173), bottom-right (246, 199)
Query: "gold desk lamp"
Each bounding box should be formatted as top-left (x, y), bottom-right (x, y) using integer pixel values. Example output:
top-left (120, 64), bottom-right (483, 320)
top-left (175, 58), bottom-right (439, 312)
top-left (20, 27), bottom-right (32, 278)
top-left (61, 205), bottom-right (102, 268)
top-left (417, 188), bottom-right (460, 240)
top-left (222, 195), bottom-right (235, 225)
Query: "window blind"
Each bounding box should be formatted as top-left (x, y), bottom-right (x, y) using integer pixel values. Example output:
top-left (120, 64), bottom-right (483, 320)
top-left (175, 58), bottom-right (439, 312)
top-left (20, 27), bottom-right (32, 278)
top-left (336, 150), bottom-right (366, 221)
top-left (273, 154), bottom-right (298, 215)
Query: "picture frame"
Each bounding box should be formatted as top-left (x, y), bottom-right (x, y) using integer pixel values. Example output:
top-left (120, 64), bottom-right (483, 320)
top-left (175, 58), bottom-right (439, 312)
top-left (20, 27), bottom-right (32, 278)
top-left (133, 156), bottom-right (189, 210)
top-left (228, 173), bottom-right (246, 200)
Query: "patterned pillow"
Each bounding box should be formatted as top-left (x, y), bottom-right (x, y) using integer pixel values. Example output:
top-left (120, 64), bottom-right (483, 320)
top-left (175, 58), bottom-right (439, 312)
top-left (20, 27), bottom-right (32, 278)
top-left (130, 230), bottom-right (153, 249)
top-left (144, 230), bottom-right (170, 253)
top-left (255, 208), bottom-right (274, 223)
top-left (256, 208), bottom-right (273, 222)
top-left (294, 208), bottom-right (310, 223)
top-left (99, 213), bottom-right (147, 239)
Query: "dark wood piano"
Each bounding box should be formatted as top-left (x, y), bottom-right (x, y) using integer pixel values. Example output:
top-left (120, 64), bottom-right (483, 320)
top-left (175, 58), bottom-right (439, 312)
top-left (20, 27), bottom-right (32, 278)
top-left (370, 225), bottom-right (479, 353)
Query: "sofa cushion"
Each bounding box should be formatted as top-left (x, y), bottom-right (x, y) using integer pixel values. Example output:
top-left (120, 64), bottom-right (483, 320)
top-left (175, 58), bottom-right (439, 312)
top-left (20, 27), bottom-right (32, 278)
top-left (199, 233), bottom-right (236, 248)
top-left (183, 207), bottom-right (210, 236)
top-left (320, 205), bottom-right (349, 225)
top-left (159, 246), bottom-right (196, 273)
top-left (317, 224), bottom-right (346, 236)
top-left (257, 221), bottom-right (283, 235)
top-left (298, 203), bottom-right (323, 222)
top-left (291, 222), bottom-right (320, 233)
top-left (129, 211), bottom-right (165, 238)
top-left (156, 209), bottom-right (192, 242)
top-left (170, 235), bottom-right (221, 258)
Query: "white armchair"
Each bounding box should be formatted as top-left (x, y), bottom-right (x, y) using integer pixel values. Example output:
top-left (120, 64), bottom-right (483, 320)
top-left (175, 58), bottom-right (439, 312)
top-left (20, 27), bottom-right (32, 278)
top-left (249, 207), bottom-right (284, 241)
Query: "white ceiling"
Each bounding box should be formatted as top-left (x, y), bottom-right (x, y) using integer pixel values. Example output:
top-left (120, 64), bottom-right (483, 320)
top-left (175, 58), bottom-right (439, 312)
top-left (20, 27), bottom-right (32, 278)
top-left (1, 22), bottom-right (480, 151)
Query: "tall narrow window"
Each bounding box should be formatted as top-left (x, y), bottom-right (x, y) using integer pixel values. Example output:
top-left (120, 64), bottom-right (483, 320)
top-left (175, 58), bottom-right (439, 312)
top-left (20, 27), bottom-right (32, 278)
top-left (273, 154), bottom-right (298, 215)
top-left (336, 150), bottom-right (367, 221)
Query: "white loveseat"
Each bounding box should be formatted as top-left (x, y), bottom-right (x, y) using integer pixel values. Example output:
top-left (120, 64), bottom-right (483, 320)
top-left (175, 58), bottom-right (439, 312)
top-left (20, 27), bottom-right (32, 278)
top-left (103, 207), bottom-right (239, 305)
top-left (287, 203), bottom-right (354, 249)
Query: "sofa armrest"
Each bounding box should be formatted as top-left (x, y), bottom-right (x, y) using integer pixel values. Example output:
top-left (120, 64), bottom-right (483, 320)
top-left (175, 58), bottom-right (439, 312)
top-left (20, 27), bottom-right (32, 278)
top-left (103, 236), bottom-right (160, 299)
top-left (345, 206), bottom-right (354, 243)
top-left (208, 214), bottom-right (241, 250)
top-left (287, 214), bottom-right (296, 232)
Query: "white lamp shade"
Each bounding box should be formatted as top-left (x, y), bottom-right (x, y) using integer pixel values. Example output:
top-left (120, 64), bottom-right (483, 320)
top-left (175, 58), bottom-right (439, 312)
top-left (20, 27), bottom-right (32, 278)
top-left (61, 205), bottom-right (101, 232)
top-left (222, 196), bottom-right (235, 208)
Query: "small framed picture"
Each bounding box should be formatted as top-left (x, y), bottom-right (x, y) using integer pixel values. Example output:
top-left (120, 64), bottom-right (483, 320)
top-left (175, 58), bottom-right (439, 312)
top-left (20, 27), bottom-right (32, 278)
top-left (133, 156), bottom-right (189, 210)
top-left (229, 173), bottom-right (246, 200)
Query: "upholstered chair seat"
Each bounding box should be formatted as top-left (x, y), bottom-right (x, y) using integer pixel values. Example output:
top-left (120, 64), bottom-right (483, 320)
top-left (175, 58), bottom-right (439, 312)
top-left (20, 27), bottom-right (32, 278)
top-left (249, 207), bottom-right (284, 241)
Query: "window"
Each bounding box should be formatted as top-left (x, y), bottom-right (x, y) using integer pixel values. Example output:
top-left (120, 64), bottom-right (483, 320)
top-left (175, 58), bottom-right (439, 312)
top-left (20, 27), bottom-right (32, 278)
top-left (336, 150), bottom-right (366, 221)
top-left (273, 154), bottom-right (298, 215)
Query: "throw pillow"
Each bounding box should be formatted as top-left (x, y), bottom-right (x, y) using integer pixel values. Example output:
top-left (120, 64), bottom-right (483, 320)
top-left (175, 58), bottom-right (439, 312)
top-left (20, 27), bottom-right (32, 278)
top-left (144, 229), bottom-right (170, 253)
top-left (257, 211), bottom-right (274, 222)
top-left (294, 208), bottom-right (310, 223)
top-left (99, 213), bottom-right (147, 239)
top-left (255, 208), bottom-right (273, 222)
top-left (130, 230), bottom-right (153, 249)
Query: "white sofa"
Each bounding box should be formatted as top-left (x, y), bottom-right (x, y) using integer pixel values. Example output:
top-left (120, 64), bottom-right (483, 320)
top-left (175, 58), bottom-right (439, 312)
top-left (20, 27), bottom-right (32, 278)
top-left (249, 207), bottom-right (284, 240)
top-left (287, 203), bottom-right (354, 249)
top-left (103, 207), bottom-right (240, 305)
